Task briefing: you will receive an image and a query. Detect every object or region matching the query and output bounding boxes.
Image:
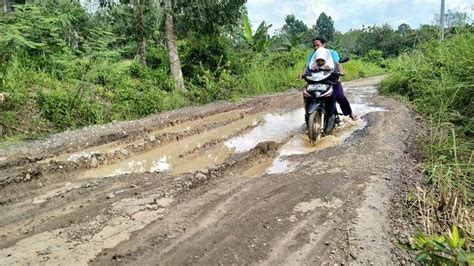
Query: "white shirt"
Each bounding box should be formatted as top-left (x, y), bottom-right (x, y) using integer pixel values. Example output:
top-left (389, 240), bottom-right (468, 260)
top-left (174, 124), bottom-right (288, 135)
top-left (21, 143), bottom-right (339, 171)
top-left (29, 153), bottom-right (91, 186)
top-left (309, 47), bottom-right (334, 71)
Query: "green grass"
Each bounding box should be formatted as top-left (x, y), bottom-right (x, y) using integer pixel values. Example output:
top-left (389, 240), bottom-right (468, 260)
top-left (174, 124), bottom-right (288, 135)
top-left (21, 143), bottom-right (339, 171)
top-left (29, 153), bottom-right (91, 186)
top-left (380, 33), bottom-right (473, 244)
top-left (341, 59), bottom-right (385, 81)
top-left (0, 48), bottom-right (385, 144)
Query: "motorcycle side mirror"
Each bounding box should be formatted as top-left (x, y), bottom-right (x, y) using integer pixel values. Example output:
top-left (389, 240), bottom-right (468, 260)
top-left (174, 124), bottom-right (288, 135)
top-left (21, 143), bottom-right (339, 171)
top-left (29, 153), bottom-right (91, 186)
top-left (339, 57), bottom-right (350, 63)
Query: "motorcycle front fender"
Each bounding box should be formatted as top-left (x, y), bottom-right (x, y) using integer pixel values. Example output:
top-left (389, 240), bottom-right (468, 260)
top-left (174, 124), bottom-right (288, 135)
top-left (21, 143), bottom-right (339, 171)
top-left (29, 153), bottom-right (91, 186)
top-left (307, 101), bottom-right (322, 114)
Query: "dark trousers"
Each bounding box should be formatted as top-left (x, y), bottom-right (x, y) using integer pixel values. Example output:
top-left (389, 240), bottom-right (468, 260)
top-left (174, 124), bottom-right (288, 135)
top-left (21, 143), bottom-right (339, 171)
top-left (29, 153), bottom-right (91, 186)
top-left (332, 81), bottom-right (353, 116)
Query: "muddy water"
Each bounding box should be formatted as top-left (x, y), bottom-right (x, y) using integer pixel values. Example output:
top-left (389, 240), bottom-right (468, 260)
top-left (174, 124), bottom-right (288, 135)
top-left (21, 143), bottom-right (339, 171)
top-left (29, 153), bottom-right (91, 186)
top-left (79, 112), bottom-right (264, 179)
top-left (79, 108), bottom-right (308, 178)
top-left (75, 85), bottom-right (385, 179)
top-left (225, 109), bottom-right (305, 153)
top-left (343, 86), bottom-right (386, 115)
top-left (265, 118), bottom-right (366, 174)
top-left (247, 85), bottom-right (386, 175)
top-left (51, 109), bottom-right (251, 162)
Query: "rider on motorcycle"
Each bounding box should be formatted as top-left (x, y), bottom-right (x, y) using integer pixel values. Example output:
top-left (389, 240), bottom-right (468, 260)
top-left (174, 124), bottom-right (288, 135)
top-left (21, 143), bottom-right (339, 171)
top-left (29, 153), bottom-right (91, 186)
top-left (311, 37), bottom-right (359, 121)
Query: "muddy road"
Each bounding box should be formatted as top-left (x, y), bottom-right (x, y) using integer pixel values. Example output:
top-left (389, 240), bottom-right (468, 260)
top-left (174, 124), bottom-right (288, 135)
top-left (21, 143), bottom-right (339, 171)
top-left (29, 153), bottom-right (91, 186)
top-left (0, 76), bottom-right (420, 265)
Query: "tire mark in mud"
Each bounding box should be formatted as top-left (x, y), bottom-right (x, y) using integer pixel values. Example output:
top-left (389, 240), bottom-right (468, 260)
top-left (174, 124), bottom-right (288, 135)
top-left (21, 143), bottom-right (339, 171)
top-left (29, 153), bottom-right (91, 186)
top-left (2, 77), bottom-right (413, 265)
top-left (0, 96), bottom-right (273, 168)
top-left (0, 94), bottom-right (299, 188)
top-left (0, 139), bottom-right (284, 254)
top-left (0, 109), bottom-right (252, 187)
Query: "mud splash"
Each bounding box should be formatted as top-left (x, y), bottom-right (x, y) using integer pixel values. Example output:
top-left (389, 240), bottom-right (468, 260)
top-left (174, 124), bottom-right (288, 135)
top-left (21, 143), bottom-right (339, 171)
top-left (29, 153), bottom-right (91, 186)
top-left (262, 85), bottom-right (386, 175)
top-left (266, 118), bottom-right (366, 174)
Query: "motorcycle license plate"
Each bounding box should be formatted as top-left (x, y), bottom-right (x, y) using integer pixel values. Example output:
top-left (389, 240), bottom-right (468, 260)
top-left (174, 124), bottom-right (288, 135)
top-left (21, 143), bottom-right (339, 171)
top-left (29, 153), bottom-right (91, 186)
top-left (307, 84), bottom-right (328, 92)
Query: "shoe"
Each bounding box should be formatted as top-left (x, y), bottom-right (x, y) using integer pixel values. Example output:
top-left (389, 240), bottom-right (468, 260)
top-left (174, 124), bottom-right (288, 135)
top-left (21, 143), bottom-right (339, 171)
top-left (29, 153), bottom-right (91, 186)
top-left (350, 113), bottom-right (359, 121)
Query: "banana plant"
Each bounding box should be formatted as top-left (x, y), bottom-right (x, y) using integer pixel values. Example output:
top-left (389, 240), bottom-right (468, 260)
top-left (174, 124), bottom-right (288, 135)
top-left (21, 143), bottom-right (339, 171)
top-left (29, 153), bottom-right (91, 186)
top-left (241, 14), bottom-right (271, 53)
top-left (280, 32), bottom-right (304, 51)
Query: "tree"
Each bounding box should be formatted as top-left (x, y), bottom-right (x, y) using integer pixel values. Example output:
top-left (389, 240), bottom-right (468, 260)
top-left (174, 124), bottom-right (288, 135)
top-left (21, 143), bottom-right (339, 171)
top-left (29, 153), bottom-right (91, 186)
top-left (161, 0), bottom-right (246, 92)
top-left (397, 23), bottom-right (411, 36)
top-left (2, 0), bottom-right (8, 12)
top-left (281, 15), bottom-right (308, 39)
top-left (96, 0), bottom-right (246, 92)
top-left (434, 9), bottom-right (472, 28)
top-left (172, 0), bottom-right (246, 37)
top-left (96, 0), bottom-right (159, 65)
top-left (314, 12), bottom-right (334, 42)
top-left (279, 14), bottom-right (314, 48)
top-left (135, 0), bottom-right (147, 65)
top-left (414, 24), bottom-right (438, 46)
top-left (163, 0), bottom-right (186, 93)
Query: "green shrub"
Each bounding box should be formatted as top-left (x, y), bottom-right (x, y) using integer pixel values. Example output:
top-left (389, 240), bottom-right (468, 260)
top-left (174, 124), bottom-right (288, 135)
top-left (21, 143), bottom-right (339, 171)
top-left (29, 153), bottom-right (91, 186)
top-left (362, 49), bottom-right (384, 65)
top-left (381, 33), bottom-right (473, 242)
top-left (410, 226), bottom-right (473, 264)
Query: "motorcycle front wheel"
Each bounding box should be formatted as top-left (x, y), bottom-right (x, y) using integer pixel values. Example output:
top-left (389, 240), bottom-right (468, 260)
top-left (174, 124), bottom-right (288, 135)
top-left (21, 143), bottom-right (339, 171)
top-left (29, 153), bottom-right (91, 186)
top-left (308, 111), bottom-right (323, 142)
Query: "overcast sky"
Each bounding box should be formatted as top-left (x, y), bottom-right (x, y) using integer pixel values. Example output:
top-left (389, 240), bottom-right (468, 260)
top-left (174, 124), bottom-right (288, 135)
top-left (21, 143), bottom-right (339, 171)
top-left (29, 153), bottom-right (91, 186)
top-left (247, 0), bottom-right (473, 33)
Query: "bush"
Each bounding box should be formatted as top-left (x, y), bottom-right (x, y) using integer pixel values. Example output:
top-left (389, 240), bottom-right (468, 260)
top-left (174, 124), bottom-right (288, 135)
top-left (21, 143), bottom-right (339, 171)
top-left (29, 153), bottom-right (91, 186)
top-left (381, 33), bottom-right (473, 243)
top-left (362, 49), bottom-right (384, 65)
top-left (410, 226), bottom-right (473, 264)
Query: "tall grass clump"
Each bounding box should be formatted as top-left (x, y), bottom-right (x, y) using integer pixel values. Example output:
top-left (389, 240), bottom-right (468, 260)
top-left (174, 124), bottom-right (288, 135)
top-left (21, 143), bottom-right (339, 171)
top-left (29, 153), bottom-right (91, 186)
top-left (340, 59), bottom-right (385, 81)
top-left (381, 33), bottom-right (473, 245)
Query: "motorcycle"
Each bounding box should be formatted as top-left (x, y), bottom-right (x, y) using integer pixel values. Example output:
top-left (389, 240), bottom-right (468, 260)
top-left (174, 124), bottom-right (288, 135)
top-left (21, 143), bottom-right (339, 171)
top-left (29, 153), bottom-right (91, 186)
top-left (302, 57), bottom-right (349, 142)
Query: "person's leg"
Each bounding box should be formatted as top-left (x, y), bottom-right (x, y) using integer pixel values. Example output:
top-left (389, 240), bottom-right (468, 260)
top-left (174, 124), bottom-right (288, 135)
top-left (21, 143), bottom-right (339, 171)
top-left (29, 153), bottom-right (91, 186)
top-left (335, 82), bottom-right (358, 120)
top-left (332, 83), bottom-right (340, 115)
top-left (334, 82), bottom-right (351, 116)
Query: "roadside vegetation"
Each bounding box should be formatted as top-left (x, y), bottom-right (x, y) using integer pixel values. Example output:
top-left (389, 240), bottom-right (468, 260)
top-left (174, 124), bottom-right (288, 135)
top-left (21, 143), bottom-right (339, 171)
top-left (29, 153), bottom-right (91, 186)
top-left (381, 31), bottom-right (473, 262)
top-left (1, 0), bottom-right (450, 143)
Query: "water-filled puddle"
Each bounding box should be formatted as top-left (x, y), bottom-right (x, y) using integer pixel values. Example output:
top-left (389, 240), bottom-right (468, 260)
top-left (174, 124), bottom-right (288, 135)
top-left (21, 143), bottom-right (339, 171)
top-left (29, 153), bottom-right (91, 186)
top-left (252, 85), bottom-right (387, 175)
top-left (51, 108), bottom-right (252, 163)
top-left (224, 109), bottom-right (305, 152)
top-left (78, 112), bottom-right (265, 179)
top-left (79, 108), bottom-right (307, 178)
top-left (265, 118), bottom-right (366, 174)
top-left (76, 85), bottom-right (385, 179)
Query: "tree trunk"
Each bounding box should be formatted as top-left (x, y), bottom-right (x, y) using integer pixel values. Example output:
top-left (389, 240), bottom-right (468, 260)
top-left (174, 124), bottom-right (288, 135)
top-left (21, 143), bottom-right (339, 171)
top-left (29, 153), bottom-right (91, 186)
top-left (137, 1), bottom-right (147, 65)
top-left (163, 0), bottom-right (186, 93)
top-left (138, 35), bottom-right (147, 66)
top-left (3, 0), bottom-right (9, 12)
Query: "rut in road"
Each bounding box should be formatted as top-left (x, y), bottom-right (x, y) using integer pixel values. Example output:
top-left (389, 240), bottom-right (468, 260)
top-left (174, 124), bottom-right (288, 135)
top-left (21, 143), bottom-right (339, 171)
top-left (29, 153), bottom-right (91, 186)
top-left (0, 76), bottom-right (420, 265)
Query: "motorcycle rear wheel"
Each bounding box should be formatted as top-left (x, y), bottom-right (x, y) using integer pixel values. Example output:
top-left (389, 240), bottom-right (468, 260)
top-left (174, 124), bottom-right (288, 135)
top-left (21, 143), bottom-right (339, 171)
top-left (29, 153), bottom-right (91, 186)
top-left (308, 111), bottom-right (323, 142)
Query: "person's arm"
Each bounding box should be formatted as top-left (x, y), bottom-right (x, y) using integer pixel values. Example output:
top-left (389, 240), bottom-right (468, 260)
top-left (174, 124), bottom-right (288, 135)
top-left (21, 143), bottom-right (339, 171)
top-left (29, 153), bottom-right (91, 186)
top-left (337, 63), bottom-right (345, 75)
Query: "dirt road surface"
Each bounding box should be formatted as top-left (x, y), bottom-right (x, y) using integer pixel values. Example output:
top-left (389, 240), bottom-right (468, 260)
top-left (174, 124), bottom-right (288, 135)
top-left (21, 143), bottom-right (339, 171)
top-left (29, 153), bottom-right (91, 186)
top-left (0, 76), bottom-right (421, 265)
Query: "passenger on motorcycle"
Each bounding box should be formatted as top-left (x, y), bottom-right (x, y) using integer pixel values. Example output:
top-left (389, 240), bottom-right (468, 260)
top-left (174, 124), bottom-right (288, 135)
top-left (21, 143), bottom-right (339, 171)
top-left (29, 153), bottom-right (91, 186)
top-left (302, 38), bottom-right (333, 76)
top-left (311, 37), bottom-right (359, 121)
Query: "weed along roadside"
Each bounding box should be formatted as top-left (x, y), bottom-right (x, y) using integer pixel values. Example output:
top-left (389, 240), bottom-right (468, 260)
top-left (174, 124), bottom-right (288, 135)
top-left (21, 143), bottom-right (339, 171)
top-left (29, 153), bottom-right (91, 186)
top-left (381, 33), bottom-right (473, 263)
